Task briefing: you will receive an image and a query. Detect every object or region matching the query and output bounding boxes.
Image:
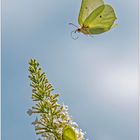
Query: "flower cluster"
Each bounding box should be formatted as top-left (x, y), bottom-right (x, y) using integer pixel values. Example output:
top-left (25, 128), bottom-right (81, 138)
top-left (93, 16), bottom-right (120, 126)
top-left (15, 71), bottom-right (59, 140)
top-left (27, 59), bottom-right (86, 140)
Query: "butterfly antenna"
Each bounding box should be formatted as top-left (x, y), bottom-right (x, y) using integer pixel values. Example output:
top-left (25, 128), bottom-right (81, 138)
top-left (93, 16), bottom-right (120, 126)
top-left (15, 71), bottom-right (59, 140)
top-left (69, 23), bottom-right (79, 29)
top-left (71, 30), bottom-right (79, 40)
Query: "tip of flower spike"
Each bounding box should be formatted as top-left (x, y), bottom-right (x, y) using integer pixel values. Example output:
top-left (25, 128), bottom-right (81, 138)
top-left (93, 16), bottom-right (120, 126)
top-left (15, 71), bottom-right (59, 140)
top-left (27, 59), bottom-right (87, 140)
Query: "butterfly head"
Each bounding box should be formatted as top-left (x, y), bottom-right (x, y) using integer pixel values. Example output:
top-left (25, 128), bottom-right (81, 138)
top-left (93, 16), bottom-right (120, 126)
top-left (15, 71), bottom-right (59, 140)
top-left (76, 28), bottom-right (81, 32)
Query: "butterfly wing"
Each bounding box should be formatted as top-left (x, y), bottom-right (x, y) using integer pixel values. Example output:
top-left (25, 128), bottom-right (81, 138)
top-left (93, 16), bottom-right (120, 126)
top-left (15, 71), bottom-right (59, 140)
top-left (78, 0), bottom-right (104, 26)
top-left (83, 4), bottom-right (117, 34)
top-left (62, 126), bottom-right (77, 140)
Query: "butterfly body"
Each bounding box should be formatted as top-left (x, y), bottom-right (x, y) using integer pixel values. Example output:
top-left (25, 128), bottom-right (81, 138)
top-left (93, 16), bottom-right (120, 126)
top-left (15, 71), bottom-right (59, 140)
top-left (77, 26), bottom-right (90, 35)
top-left (77, 25), bottom-right (107, 35)
top-left (73, 0), bottom-right (117, 36)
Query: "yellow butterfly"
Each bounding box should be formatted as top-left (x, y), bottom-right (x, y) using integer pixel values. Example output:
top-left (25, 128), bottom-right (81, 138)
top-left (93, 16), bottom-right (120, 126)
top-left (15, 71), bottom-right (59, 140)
top-left (70, 0), bottom-right (117, 39)
top-left (62, 126), bottom-right (77, 140)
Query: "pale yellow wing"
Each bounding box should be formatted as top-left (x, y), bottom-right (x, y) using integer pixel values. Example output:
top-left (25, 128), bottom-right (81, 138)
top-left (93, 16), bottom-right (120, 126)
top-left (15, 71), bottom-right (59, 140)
top-left (84, 4), bottom-right (117, 34)
top-left (62, 126), bottom-right (77, 140)
top-left (78, 0), bottom-right (104, 26)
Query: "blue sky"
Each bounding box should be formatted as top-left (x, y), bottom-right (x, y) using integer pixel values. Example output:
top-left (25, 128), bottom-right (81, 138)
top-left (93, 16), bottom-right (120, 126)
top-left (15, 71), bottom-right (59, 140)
top-left (2, 0), bottom-right (139, 140)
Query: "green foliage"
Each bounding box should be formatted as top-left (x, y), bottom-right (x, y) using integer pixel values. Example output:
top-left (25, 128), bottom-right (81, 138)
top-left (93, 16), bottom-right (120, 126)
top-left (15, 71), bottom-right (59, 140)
top-left (27, 59), bottom-right (86, 140)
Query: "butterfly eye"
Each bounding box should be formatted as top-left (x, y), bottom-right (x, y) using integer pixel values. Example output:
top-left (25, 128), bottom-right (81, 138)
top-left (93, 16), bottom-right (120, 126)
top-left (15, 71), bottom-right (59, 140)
top-left (100, 15), bottom-right (102, 18)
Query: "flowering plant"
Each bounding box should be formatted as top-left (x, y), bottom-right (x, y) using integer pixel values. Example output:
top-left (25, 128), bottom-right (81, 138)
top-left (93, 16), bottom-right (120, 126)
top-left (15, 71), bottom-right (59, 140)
top-left (27, 59), bottom-right (86, 140)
